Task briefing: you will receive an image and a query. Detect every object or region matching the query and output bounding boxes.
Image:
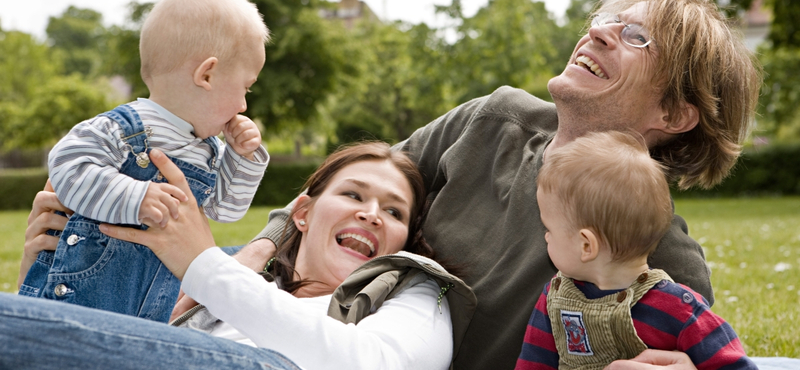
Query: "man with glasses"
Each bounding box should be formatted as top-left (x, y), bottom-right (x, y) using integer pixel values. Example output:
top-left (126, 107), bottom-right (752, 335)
top-left (246, 0), bottom-right (760, 369)
top-left (22, 0), bottom-right (763, 369)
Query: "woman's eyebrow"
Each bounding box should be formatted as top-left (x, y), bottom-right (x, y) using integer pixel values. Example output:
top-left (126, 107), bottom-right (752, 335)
top-left (345, 179), bottom-right (409, 206)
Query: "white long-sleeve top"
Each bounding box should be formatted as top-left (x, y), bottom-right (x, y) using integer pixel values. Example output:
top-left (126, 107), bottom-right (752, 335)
top-left (182, 248), bottom-right (454, 370)
top-left (48, 98), bottom-right (269, 224)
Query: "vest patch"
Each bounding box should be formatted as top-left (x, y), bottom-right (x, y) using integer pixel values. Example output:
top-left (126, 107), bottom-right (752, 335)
top-left (560, 310), bottom-right (593, 356)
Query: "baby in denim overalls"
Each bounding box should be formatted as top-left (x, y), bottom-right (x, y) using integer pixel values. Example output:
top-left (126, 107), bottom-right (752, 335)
top-left (19, 0), bottom-right (272, 323)
top-left (516, 132), bottom-right (756, 370)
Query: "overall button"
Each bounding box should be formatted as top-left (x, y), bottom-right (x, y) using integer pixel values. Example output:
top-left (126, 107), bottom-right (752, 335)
top-left (67, 235), bottom-right (81, 245)
top-left (156, 172), bottom-right (164, 181)
top-left (204, 188), bottom-right (212, 195)
top-left (54, 284), bottom-right (69, 297)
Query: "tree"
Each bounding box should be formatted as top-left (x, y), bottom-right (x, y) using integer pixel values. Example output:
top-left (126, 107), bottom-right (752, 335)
top-left (46, 6), bottom-right (106, 77)
top-left (247, 0), bottom-right (358, 133)
top-left (756, 0), bottom-right (800, 140)
top-left (442, 0), bottom-right (562, 103)
top-left (0, 29), bottom-right (111, 150)
top-left (326, 21), bottom-right (453, 145)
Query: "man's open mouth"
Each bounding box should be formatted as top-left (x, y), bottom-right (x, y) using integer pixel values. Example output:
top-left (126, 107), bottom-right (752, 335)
top-left (575, 55), bottom-right (607, 79)
top-left (336, 233), bottom-right (376, 258)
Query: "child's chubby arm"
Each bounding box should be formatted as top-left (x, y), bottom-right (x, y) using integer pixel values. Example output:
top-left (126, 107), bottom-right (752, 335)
top-left (223, 114), bottom-right (262, 161)
top-left (138, 181), bottom-right (188, 228)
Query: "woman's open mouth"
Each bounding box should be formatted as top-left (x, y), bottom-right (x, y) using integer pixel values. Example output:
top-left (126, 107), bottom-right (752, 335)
top-left (336, 233), bottom-right (376, 258)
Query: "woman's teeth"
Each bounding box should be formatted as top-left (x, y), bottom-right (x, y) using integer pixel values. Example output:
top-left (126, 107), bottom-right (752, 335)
top-left (336, 233), bottom-right (375, 257)
top-left (576, 55), bottom-right (607, 79)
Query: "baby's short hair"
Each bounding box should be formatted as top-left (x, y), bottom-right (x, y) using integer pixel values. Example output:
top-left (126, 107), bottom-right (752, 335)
top-left (140, 0), bottom-right (270, 81)
top-left (538, 131), bottom-right (673, 262)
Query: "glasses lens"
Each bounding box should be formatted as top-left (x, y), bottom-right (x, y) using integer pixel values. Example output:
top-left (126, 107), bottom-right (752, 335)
top-left (621, 24), bottom-right (651, 47)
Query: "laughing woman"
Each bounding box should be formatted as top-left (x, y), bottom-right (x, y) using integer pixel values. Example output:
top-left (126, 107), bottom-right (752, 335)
top-left (2, 142), bottom-right (475, 370)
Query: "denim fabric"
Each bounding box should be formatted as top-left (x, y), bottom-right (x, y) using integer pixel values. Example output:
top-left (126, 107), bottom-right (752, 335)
top-left (19, 104), bottom-right (219, 323)
top-left (0, 293), bottom-right (301, 370)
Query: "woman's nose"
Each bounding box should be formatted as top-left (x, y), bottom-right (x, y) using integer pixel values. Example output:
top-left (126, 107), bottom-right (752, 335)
top-left (356, 205), bottom-right (382, 227)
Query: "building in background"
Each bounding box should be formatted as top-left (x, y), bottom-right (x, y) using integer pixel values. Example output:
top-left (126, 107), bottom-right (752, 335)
top-left (319, 0), bottom-right (378, 29)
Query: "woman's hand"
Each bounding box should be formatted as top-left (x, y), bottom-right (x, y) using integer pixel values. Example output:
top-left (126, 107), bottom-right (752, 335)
top-left (18, 180), bottom-right (72, 289)
top-left (604, 350), bottom-right (697, 370)
top-left (99, 149), bottom-right (213, 280)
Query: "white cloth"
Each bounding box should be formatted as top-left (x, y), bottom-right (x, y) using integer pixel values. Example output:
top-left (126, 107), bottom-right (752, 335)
top-left (183, 248), bottom-right (454, 370)
top-left (48, 99), bottom-right (268, 224)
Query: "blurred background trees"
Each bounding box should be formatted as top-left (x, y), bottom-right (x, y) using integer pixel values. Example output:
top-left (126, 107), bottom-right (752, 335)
top-left (0, 0), bottom-right (796, 160)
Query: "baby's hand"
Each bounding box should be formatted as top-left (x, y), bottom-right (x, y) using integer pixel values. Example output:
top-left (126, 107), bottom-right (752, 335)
top-left (139, 182), bottom-right (188, 228)
top-left (223, 115), bottom-right (262, 160)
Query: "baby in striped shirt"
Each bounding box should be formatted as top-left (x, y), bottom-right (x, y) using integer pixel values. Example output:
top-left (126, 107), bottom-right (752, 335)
top-left (516, 131), bottom-right (755, 370)
top-left (18, 0), bottom-right (271, 323)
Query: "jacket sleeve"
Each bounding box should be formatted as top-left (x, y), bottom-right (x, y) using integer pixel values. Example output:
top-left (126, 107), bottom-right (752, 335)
top-left (48, 116), bottom-right (150, 225)
top-left (649, 209), bottom-right (714, 305)
top-left (183, 248), bottom-right (453, 370)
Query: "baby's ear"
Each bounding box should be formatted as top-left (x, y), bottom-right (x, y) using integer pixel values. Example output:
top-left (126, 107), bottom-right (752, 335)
top-left (579, 228), bottom-right (600, 263)
top-left (192, 57), bottom-right (218, 91)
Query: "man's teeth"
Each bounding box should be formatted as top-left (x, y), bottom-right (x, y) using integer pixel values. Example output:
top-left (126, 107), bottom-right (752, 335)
top-left (336, 233), bottom-right (375, 257)
top-left (576, 55), bottom-right (607, 79)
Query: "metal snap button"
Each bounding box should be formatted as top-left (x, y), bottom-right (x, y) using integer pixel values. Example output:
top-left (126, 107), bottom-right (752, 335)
top-left (54, 284), bottom-right (69, 297)
top-left (616, 290), bottom-right (628, 302)
top-left (67, 234), bottom-right (80, 245)
top-left (156, 172), bottom-right (164, 181)
top-left (204, 188), bottom-right (212, 195)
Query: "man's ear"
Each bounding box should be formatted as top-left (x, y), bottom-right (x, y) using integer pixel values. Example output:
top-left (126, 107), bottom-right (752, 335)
top-left (579, 228), bottom-right (600, 263)
top-left (192, 57), bottom-right (219, 91)
top-left (291, 195), bottom-right (312, 232)
top-left (661, 100), bottom-right (699, 135)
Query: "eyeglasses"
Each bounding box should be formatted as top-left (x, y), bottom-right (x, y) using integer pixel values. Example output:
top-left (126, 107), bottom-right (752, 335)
top-left (590, 13), bottom-right (654, 49)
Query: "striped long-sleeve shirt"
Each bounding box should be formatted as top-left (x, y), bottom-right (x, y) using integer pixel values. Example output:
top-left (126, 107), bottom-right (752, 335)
top-left (516, 278), bottom-right (756, 370)
top-left (48, 98), bottom-right (269, 225)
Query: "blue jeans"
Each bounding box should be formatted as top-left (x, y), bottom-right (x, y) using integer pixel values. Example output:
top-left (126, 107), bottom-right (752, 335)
top-left (0, 293), bottom-right (300, 370)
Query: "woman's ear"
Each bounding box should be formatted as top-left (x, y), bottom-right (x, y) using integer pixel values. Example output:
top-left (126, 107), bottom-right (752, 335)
top-left (192, 57), bottom-right (219, 91)
top-left (579, 228), bottom-right (600, 263)
top-left (291, 195), bottom-right (312, 232)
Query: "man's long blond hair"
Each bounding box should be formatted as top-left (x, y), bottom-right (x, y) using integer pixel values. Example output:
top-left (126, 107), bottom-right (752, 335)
top-left (596, 0), bottom-right (762, 190)
top-left (140, 0), bottom-right (270, 82)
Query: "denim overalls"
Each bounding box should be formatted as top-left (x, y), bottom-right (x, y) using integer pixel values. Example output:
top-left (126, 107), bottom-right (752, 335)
top-left (19, 104), bottom-right (219, 323)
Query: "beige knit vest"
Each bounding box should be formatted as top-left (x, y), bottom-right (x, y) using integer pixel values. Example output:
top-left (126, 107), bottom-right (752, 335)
top-left (547, 269), bottom-right (673, 370)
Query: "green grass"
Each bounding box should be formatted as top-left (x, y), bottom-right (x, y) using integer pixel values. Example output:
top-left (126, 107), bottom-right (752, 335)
top-left (674, 197), bottom-right (800, 357)
top-left (1, 199), bottom-right (798, 356)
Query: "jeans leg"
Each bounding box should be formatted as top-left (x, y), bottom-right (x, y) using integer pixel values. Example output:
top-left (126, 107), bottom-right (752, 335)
top-left (0, 293), bottom-right (301, 370)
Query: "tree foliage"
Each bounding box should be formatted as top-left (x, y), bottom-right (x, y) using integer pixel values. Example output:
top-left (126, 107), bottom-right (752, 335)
top-left (46, 6), bottom-right (106, 77)
top-left (0, 29), bottom-right (111, 150)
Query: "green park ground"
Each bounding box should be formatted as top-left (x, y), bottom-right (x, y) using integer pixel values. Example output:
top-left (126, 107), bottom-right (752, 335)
top-left (0, 197), bottom-right (798, 357)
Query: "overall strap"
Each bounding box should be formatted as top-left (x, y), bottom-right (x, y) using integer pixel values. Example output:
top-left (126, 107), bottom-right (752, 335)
top-left (100, 104), bottom-right (152, 168)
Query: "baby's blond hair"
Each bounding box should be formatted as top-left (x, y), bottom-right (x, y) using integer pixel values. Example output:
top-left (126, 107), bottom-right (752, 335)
top-left (538, 131), bottom-right (673, 262)
top-left (140, 0), bottom-right (270, 82)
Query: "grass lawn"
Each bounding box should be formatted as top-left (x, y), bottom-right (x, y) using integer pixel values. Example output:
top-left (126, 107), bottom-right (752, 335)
top-left (673, 197), bottom-right (800, 357)
top-left (1, 198), bottom-right (798, 357)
